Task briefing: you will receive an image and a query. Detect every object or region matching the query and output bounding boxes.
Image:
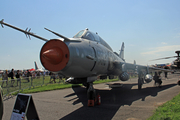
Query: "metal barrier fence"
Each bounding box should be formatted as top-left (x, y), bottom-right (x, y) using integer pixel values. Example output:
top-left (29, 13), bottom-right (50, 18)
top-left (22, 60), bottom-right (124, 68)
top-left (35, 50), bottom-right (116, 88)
top-left (0, 75), bottom-right (64, 99)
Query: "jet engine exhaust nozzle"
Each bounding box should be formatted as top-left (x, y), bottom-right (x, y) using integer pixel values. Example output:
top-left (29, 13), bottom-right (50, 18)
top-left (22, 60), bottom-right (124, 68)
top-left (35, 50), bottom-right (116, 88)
top-left (40, 39), bottom-right (69, 72)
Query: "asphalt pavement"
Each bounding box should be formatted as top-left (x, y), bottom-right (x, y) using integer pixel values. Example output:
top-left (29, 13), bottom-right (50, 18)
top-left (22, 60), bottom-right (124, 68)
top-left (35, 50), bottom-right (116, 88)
top-left (2, 72), bottom-right (180, 120)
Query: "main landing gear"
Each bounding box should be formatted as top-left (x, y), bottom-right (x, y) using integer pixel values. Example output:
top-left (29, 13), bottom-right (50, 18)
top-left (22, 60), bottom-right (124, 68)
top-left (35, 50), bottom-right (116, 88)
top-left (138, 78), bottom-right (143, 90)
top-left (138, 71), bottom-right (144, 90)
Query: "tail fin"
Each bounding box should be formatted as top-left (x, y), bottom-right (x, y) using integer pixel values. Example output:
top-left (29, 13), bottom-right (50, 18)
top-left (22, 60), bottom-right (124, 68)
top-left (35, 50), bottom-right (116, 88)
top-left (119, 42), bottom-right (125, 61)
top-left (34, 61), bottom-right (38, 70)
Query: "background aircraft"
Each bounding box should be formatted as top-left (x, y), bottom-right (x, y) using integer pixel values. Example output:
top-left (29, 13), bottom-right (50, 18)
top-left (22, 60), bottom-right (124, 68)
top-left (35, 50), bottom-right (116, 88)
top-left (21, 62), bottom-right (44, 72)
top-left (0, 19), bottom-right (172, 106)
top-left (151, 51), bottom-right (180, 70)
top-left (34, 61), bottom-right (44, 72)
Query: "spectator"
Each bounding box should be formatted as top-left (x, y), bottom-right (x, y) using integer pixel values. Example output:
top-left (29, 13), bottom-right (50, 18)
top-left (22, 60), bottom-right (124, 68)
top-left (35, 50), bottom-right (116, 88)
top-left (32, 72), bottom-right (36, 79)
top-left (2, 70), bottom-right (8, 87)
top-left (22, 72), bottom-right (25, 79)
top-left (9, 69), bottom-right (15, 86)
top-left (49, 72), bottom-right (56, 83)
top-left (164, 66), bottom-right (169, 79)
top-left (16, 70), bottom-right (21, 86)
top-left (37, 72), bottom-right (40, 79)
top-left (153, 72), bottom-right (162, 87)
top-left (26, 70), bottom-right (31, 82)
top-left (58, 74), bottom-right (63, 83)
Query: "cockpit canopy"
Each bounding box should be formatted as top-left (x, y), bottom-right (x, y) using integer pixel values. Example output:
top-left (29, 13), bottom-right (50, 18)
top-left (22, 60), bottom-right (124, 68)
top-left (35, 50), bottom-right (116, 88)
top-left (73, 29), bottom-right (112, 51)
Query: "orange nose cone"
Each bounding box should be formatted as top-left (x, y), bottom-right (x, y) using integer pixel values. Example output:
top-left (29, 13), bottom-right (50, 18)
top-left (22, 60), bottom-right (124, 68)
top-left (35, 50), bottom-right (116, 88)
top-left (40, 39), bottom-right (69, 72)
top-left (42, 48), bottom-right (63, 65)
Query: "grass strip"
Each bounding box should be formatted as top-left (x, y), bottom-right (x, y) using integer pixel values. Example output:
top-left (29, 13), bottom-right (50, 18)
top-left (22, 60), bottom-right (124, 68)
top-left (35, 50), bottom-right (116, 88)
top-left (12, 78), bottom-right (120, 95)
top-left (147, 93), bottom-right (180, 120)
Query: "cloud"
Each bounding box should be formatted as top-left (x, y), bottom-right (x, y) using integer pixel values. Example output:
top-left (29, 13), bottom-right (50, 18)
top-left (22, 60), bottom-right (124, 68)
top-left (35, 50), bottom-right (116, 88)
top-left (161, 42), bottom-right (167, 45)
top-left (141, 45), bottom-right (180, 55)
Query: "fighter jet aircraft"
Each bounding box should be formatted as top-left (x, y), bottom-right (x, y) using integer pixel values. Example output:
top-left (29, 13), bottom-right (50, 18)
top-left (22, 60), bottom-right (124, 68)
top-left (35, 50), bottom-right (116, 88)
top-left (0, 19), bottom-right (172, 106)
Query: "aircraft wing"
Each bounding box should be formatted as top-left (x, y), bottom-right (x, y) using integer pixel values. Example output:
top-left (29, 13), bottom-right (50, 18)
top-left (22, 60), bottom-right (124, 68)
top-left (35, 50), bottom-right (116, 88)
top-left (123, 62), bottom-right (173, 73)
top-left (115, 61), bottom-right (173, 73)
top-left (114, 61), bottom-right (174, 86)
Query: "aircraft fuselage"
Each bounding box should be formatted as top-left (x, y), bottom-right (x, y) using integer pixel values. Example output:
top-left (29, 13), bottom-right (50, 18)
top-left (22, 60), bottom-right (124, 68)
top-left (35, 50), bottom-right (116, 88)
top-left (40, 37), bottom-right (124, 79)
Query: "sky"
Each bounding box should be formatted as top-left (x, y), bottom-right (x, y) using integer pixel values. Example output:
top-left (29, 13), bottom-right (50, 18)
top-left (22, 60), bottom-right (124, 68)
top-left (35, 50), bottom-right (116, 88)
top-left (0, 0), bottom-right (180, 70)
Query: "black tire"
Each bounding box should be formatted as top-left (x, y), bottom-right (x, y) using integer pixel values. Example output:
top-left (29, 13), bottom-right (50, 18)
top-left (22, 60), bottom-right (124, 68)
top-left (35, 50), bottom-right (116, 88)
top-left (177, 80), bottom-right (180, 85)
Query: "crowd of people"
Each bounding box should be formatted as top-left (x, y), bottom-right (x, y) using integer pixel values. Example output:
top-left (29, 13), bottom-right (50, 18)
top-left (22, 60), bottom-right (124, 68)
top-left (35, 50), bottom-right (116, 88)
top-left (1, 69), bottom-right (15, 87)
top-left (1, 69), bottom-right (25, 87)
top-left (0, 68), bottom-right (65, 88)
top-left (1, 69), bottom-right (49, 87)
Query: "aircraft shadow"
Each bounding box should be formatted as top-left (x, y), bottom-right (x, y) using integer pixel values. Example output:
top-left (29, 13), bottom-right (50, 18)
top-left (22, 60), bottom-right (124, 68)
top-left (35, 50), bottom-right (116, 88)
top-left (60, 83), bottom-right (177, 120)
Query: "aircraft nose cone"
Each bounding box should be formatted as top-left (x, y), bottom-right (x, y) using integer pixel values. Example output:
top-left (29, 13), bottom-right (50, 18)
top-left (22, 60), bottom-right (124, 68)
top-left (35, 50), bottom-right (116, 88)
top-left (42, 47), bottom-right (63, 65)
top-left (40, 39), bottom-right (69, 72)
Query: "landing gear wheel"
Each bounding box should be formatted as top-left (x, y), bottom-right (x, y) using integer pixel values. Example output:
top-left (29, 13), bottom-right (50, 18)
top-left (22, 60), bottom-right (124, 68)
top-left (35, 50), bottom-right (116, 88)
top-left (177, 80), bottom-right (180, 85)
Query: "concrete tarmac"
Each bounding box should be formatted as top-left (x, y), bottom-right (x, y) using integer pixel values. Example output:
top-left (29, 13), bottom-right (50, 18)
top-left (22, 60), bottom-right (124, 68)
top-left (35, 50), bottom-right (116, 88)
top-left (2, 73), bottom-right (180, 120)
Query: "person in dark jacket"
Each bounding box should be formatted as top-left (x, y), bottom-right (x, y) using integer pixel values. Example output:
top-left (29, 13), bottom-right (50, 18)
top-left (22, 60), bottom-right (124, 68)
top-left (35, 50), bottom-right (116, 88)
top-left (26, 70), bottom-right (31, 82)
top-left (153, 72), bottom-right (162, 87)
top-left (164, 66), bottom-right (169, 79)
top-left (49, 72), bottom-right (56, 83)
top-left (9, 69), bottom-right (15, 86)
top-left (16, 70), bottom-right (21, 86)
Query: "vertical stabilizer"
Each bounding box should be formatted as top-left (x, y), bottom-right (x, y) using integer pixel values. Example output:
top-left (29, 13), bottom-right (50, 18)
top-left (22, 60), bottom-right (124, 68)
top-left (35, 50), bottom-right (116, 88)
top-left (34, 61), bottom-right (38, 70)
top-left (119, 42), bottom-right (125, 61)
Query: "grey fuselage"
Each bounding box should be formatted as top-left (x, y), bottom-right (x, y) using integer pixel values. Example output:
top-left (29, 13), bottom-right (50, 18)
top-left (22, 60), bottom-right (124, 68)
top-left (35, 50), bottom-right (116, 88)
top-left (57, 29), bottom-right (124, 78)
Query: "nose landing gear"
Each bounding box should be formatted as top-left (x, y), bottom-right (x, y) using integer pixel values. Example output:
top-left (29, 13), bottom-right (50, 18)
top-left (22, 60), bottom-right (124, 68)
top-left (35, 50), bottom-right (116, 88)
top-left (87, 83), bottom-right (101, 107)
